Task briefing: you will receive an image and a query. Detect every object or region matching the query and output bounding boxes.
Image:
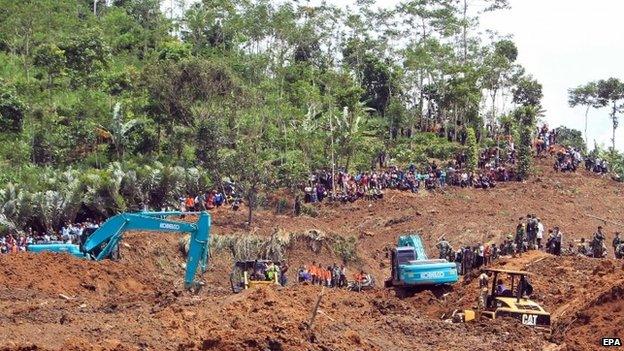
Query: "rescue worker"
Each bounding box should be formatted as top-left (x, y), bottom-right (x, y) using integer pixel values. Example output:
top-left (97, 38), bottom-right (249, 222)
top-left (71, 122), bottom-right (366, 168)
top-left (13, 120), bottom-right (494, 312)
top-left (279, 260), bottom-right (289, 286)
top-left (612, 232), bottom-right (622, 257)
top-left (495, 279), bottom-right (507, 295)
top-left (478, 271), bottom-right (489, 288)
top-left (515, 220), bottom-right (526, 253)
top-left (266, 261), bottom-right (279, 282)
top-left (526, 214), bottom-right (538, 250)
top-left (591, 226), bottom-right (607, 258)
top-left (436, 238), bottom-right (451, 260)
top-left (536, 218), bottom-right (544, 250)
top-left (577, 238), bottom-right (590, 256)
top-left (553, 227), bottom-right (563, 256)
top-left (615, 242), bottom-right (624, 260)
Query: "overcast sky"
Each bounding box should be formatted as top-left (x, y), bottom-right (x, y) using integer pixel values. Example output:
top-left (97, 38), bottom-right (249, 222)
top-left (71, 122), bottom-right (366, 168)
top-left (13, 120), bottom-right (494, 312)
top-left (362, 0), bottom-right (623, 150)
top-left (173, 0), bottom-right (623, 150)
top-left (478, 0), bottom-right (624, 151)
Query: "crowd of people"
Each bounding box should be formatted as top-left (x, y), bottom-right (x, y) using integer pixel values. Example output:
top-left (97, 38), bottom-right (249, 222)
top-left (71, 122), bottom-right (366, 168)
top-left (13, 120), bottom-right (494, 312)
top-left (302, 149), bottom-right (519, 205)
top-left (300, 126), bottom-right (568, 205)
top-left (246, 260), bottom-right (288, 286)
top-left (553, 147), bottom-right (582, 172)
top-left (178, 179), bottom-right (243, 213)
top-left (535, 125), bottom-right (558, 155)
top-left (585, 156), bottom-right (610, 175)
top-left (572, 226), bottom-right (623, 259)
top-left (296, 262), bottom-right (373, 291)
top-left (0, 220), bottom-right (101, 254)
top-left (438, 215), bottom-right (624, 279)
top-left (297, 262), bottom-right (348, 287)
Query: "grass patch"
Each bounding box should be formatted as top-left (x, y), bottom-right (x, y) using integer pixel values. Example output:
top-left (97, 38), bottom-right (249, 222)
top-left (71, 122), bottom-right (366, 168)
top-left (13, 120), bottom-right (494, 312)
top-left (179, 229), bottom-right (360, 264)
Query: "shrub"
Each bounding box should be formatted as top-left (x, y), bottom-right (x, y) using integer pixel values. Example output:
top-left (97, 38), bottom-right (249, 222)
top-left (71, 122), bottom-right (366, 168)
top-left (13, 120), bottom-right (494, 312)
top-left (300, 204), bottom-right (319, 218)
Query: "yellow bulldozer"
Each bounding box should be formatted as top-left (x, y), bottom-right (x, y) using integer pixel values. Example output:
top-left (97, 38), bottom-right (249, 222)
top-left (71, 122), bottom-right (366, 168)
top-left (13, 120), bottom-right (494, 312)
top-left (229, 260), bottom-right (282, 293)
top-left (453, 268), bottom-right (550, 331)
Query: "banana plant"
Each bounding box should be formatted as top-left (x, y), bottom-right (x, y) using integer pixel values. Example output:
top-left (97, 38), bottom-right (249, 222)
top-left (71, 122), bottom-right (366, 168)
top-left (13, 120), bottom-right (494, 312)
top-left (96, 102), bottom-right (141, 160)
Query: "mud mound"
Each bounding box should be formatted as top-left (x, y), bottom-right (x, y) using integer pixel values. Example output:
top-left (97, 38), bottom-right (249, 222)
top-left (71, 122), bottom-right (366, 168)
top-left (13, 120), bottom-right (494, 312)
top-left (170, 285), bottom-right (546, 351)
top-left (0, 252), bottom-right (150, 300)
top-left (553, 278), bottom-right (624, 350)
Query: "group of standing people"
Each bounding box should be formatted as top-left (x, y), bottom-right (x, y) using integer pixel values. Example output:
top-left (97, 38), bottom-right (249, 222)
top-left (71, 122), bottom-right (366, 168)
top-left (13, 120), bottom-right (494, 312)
top-left (535, 124), bottom-right (558, 155)
top-left (297, 262), bottom-right (349, 288)
top-left (437, 238), bottom-right (501, 276)
top-left (574, 226), bottom-right (623, 259)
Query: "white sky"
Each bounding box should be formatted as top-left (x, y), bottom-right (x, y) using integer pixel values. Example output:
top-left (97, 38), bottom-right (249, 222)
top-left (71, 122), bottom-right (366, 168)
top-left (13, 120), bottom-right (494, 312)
top-left (173, 0), bottom-right (623, 150)
top-left (478, 0), bottom-right (624, 151)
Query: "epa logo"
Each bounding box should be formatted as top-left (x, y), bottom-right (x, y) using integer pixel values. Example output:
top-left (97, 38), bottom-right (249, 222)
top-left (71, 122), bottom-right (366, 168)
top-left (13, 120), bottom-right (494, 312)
top-left (602, 338), bottom-right (622, 347)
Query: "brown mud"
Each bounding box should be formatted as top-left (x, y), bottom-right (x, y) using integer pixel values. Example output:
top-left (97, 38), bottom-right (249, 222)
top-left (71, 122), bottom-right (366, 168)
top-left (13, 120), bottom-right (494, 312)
top-left (1, 159), bottom-right (622, 350)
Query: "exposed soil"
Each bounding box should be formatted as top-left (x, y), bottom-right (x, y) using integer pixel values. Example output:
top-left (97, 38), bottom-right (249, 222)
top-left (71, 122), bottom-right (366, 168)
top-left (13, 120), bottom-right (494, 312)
top-left (0, 159), bottom-right (622, 351)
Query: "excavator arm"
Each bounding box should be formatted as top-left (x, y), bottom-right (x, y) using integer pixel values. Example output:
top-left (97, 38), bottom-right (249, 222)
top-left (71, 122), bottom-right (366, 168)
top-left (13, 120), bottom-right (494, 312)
top-left (84, 211), bottom-right (211, 290)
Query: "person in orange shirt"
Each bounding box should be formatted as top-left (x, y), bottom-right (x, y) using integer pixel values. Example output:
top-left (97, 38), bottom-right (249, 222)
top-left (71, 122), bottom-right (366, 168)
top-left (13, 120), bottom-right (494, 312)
top-left (309, 261), bottom-right (318, 284)
top-left (184, 194), bottom-right (195, 211)
top-left (323, 266), bottom-right (331, 286)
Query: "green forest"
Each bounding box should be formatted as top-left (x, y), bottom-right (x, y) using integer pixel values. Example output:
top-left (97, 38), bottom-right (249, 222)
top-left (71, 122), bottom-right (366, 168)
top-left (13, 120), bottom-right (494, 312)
top-left (0, 0), bottom-right (621, 233)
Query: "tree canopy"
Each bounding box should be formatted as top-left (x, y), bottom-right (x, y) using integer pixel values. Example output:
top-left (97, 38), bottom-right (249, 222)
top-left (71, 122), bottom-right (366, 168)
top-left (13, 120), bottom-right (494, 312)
top-left (0, 0), bottom-right (592, 228)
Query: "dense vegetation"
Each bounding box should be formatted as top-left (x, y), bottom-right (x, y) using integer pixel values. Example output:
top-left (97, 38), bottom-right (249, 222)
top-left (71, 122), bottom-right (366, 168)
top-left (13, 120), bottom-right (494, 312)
top-left (0, 0), bottom-right (619, 233)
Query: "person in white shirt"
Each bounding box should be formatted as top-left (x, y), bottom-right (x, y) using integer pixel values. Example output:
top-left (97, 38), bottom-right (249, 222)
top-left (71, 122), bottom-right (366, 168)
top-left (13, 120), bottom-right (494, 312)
top-left (536, 218), bottom-right (544, 250)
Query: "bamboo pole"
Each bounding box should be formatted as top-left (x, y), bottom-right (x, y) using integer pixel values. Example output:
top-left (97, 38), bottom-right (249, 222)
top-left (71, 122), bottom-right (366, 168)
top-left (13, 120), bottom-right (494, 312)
top-left (306, 286), bottom-right (325, 339)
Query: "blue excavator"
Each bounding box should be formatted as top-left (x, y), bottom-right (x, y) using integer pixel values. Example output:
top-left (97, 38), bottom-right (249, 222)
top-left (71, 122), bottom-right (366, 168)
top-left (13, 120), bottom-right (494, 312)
top-left (385, 234), bottom-right (458, 291)
top-left (26, 211), bottom-right (211, 290)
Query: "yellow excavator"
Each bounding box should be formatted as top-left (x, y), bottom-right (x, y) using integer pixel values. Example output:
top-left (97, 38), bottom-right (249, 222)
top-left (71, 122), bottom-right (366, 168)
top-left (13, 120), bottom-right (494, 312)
top-left (453, 268), bottom-right (550, 331)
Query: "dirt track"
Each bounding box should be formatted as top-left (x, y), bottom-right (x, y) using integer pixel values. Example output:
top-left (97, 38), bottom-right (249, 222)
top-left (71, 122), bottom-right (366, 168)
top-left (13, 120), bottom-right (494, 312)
top-left (1, 160), bottom-right (623, 351)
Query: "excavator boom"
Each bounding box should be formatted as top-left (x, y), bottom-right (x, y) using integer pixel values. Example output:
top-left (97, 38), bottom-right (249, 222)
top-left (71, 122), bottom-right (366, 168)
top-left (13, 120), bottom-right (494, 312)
top-left (83, 211), bottom-right (211, 289)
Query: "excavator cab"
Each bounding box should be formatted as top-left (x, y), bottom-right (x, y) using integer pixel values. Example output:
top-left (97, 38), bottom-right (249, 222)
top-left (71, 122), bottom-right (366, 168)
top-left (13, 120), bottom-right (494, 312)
top-left (385, 234), bottom-right (458, 290)
top-left (456, 268), bottom-right (550, 331)
top-left (230, 260), bottom-right (281, 293)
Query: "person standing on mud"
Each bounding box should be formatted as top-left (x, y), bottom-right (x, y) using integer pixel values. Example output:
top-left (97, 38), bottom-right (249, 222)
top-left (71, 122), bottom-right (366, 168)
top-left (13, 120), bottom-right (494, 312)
top-left (526, 214), bottom-right (538, 250)
top-left (536, 218), bottom-right (544, 250)
top-left (339, 265), bottom-right (347, 287)
top-left (515, 219), bottom-right (526, 253)
top-left (553, 227), bottom-right (563, 255)
top-left (280, 260), bottom-right (289, 286)
top-left (462, 246), bottom-right (473, 275)
top-left (613, 232), bottom-right (622, 257)
top-left (293, 195), bottom-right (301, 216)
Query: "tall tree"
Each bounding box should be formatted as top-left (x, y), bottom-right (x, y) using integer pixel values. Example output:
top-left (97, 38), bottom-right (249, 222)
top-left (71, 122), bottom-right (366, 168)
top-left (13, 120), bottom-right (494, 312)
top-left (594, 78), bottom-right (624, 153)
top-left (568, 82), bottom-right (598, 143)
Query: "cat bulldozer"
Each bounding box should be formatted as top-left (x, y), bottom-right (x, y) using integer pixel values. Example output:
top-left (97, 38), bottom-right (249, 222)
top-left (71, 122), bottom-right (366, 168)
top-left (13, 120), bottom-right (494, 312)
top-left (453, 268), bottom-right (550, 331)
top-left (230, 260), bottom-right (281, 293)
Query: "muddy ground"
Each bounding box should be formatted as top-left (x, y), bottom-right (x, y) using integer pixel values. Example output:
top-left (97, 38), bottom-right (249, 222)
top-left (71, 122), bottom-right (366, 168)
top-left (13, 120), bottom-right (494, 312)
top-left (0, 159), bottom-right (622, 351)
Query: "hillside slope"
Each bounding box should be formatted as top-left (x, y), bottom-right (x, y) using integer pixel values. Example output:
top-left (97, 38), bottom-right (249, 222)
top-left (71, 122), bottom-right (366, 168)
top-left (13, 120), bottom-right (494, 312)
top-left (0, 160), bottom-right (622, 351)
